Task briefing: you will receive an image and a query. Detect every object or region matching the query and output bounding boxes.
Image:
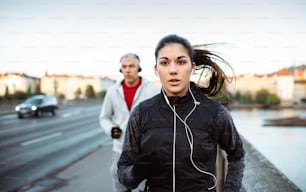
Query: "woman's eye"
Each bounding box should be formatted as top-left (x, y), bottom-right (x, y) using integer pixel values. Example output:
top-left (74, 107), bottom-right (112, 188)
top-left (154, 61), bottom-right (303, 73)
top-left (159, 61), bottom-right (168, 65)
top-left (178, 60), bottom-right (186, 65)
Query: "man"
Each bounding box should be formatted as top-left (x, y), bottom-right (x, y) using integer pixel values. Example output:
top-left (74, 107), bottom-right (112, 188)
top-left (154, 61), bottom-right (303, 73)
top-left (99, 53), bottom-right (159, 192)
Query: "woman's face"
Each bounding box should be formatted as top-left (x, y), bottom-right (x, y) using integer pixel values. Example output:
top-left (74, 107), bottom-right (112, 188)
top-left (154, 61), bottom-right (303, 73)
top-left (155, 43), bottom-right (195, 96)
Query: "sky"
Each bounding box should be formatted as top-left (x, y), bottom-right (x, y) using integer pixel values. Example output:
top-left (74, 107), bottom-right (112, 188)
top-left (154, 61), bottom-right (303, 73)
top-left (0, 0), bottom-right (306, 80)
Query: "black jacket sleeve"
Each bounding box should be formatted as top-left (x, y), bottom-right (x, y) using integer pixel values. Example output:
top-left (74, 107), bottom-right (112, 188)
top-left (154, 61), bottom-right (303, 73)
top-left (216, 105), bottom-right (245, 191)
top-left (117, 105), bottom-right (144, 189)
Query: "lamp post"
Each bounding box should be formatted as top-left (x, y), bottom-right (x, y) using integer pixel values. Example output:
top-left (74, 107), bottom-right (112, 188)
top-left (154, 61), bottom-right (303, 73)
top-left (53, 78), bottom-right (58, 97)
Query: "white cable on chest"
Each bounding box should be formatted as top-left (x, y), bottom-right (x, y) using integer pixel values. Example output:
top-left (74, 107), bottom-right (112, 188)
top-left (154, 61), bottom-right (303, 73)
top-left (162, 86), bottom-right (217, 191)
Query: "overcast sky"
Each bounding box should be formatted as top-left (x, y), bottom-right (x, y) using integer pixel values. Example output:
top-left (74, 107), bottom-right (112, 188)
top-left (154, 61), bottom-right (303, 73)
top-left (0, 0), bottom-right (305, 80)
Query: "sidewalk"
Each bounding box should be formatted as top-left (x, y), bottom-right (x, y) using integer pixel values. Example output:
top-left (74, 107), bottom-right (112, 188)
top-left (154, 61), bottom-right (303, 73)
top-left (49, 146), bottom-right (113, 192)
top-left (22, 137), bottom-right (303, 192)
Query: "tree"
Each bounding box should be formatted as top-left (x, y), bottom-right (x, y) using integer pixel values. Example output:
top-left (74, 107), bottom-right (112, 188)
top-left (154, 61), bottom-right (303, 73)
top-left (74, 87), bottom-right (82, 99)
top-left (213, 89), bottom-right (232, 105)
top-left (4, 86), bottom-right (9, 100)
top-left (234, 91), bottom-right (244, 103)
top-left (27, 86), bottom-right (32, 97)
top-left (233, 90), bottom-right (253, 104)
top-left (255, 88), bottom-right (280, 106)
top-left (12, 90), bottom-right (27, 99)
top-left (58, 92), bottom-right (65, 99)
top-left (242, 91), bottom-right (253, 104)
top-left (266, 93), bottom-right (280, 105)
top-left (97, 90), bottom-right (107, 99)
top-left (34, 84), bottom-right (41, 95)
top-left (85, 85), bottom-right (96, 99)
top-left (255, 89), bottom-right (269, 105)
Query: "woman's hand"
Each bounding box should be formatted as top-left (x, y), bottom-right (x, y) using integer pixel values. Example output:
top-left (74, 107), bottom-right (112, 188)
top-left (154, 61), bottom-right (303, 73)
top-left (132, 152), bottom-right (160, 179)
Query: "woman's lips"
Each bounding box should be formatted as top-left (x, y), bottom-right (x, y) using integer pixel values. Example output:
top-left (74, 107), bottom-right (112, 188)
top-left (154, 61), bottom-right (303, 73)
top-left (168, 79), bottom-right (180, 86)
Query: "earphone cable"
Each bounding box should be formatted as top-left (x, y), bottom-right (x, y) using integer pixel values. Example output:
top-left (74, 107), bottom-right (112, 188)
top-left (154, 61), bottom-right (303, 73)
top-left (162, 86), bottom-right (217, 190)
top-left (172, 106), bottom-right (176, 192)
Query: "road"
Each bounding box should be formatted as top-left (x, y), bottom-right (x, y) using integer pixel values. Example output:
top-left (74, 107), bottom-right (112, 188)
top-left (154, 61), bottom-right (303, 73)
top-left (0, 103), bottom-right (111, 192)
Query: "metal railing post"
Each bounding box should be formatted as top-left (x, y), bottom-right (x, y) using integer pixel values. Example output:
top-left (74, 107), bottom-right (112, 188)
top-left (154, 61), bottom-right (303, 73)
top-left (216, 145), bottom-right (227, 192)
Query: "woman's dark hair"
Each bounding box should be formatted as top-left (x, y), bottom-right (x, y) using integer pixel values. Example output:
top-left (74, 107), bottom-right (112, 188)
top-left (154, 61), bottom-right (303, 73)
top-left (154, 34), bottom-right (233, 97)
top-left (193, 49), bottom-right (234, 97)
top-left (154, 34), bottom-right (194, 63)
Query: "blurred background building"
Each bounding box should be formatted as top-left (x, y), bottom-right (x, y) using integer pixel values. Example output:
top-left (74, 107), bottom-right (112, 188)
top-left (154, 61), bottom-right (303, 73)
top-left (1, 65), bottom-right (306, 105)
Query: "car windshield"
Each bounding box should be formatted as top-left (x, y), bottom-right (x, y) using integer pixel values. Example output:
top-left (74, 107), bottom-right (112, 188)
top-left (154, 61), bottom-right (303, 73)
top-left (25, 98), bottom-right (42, 105)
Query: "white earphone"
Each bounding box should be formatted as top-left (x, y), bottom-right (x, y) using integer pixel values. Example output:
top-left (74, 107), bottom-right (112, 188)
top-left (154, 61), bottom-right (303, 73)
top-left (162, 85), bottom-right (216, 191)
top-left (155, 71), bottom-right (160, 77)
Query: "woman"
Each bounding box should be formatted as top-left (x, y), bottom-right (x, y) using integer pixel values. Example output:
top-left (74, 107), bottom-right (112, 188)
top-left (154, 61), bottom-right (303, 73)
top-left (118, 34), bottom-right (245, 192)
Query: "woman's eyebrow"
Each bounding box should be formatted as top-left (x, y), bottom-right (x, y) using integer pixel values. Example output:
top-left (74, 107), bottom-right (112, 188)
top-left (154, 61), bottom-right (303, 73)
top-left (177, 56), bottom-right (189, 59)
top-left (158, 57), bottom-right (169, 60)
top-left (159, 56), bottom-right (188, 60)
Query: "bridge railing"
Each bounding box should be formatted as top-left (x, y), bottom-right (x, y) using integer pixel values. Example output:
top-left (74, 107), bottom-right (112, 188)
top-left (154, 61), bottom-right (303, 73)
top-left (215, 137), bottom-right (302, 192)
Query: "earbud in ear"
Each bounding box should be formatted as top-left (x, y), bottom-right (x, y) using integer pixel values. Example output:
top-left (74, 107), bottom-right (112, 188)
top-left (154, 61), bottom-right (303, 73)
top-left (155, 71), bottom-right (159, 77)
top-left (191, 69), bottom-right (195, 75)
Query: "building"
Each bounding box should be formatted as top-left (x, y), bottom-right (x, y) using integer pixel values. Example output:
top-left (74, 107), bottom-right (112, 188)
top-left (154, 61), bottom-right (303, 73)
top-left (226, 66), bottom-right (306, 106)
top-left (0, 72), bottom-right (115, 100)
top-left (40, 74), bottom-right (115, 100)
top-left (276, 68), bottom-right (294, 106)
top-left (226, 73), bottom-right (277, 96)
top-left (0, 73), bottom-right (40, 96)
top-left (2, 64), bottom-right (305, 105)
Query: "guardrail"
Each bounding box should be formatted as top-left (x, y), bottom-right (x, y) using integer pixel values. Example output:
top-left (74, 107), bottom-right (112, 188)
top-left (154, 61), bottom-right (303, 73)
top-left (216, 137), bottom-right (302, 192)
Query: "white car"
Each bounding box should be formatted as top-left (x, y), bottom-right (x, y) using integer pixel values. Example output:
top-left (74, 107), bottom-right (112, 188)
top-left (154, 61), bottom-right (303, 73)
top-left (15, 95), bottom-right (58, 118)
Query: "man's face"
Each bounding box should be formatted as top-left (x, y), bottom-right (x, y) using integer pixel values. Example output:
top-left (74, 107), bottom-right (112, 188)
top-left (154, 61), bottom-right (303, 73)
top-left (120, 57), bottom-right (140, 86)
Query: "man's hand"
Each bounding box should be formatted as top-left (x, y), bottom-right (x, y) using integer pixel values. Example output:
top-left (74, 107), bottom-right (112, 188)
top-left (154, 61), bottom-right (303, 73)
top-left (111, 125), bottom-right (122, 139)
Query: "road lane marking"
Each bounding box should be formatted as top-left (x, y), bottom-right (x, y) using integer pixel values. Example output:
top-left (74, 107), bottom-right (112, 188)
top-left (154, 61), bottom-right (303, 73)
top-left (21, 132), bottom-right (62, 146)
top-left (62, 113), bottom-right (72, 118)
top-left (62, 111), bottom-right (81, 118)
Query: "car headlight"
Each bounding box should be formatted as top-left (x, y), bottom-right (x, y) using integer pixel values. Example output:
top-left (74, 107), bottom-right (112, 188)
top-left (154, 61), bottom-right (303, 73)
top-left (31, 106), bottom-right (37, 111)
top-left (15, 106), bottom-right (20, 111)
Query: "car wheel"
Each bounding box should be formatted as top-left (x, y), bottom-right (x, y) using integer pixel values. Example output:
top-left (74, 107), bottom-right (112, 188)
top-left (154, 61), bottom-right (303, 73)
top-left (18, 113), bottom-right (23, 119)
top-left (51, 109), bottom-right (56, 116)
top-left (35, 110), bottom-right (42, 117)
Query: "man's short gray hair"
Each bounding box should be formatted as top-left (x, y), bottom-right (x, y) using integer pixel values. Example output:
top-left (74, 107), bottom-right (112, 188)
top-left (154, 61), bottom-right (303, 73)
top-left (119, 53), bottom-right (140, 65)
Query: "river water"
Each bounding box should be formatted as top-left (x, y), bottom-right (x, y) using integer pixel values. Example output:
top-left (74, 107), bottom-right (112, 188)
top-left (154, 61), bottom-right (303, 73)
top-left (230, 108), bottom-right (306, 191)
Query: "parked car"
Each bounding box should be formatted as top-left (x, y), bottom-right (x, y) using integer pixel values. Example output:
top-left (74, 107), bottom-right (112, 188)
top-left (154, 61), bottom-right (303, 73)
top-left (15, 95), bottom-right (58, 118)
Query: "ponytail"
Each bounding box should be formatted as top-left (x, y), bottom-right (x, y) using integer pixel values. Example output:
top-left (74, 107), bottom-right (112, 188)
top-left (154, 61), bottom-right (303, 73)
top-left (193, 49), bottom-right (234, 97)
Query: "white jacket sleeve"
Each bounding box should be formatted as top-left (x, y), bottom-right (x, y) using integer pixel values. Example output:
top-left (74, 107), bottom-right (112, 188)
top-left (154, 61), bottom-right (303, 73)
top-left (99, 89), bottom-right (115, 137)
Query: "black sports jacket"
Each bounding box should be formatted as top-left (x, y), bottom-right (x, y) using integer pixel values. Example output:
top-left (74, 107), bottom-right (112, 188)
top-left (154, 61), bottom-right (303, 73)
top-left (118, 84), bottom-right (245, 192)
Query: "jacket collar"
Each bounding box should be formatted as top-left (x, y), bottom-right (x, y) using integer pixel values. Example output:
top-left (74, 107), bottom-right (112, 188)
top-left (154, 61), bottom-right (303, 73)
top-left (114, 76), bottom-right (150, 88)
top-left (160, 82), bottom-right (197, 108)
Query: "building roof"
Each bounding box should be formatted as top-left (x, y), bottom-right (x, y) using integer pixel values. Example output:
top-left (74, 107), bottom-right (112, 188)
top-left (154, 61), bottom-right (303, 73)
top-left (278, 68), bottom-right (291, 76)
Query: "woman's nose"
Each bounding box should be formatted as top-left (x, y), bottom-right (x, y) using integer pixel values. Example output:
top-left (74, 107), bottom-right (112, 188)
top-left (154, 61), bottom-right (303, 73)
top-left (169, 63), bottom-right (178, 74)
